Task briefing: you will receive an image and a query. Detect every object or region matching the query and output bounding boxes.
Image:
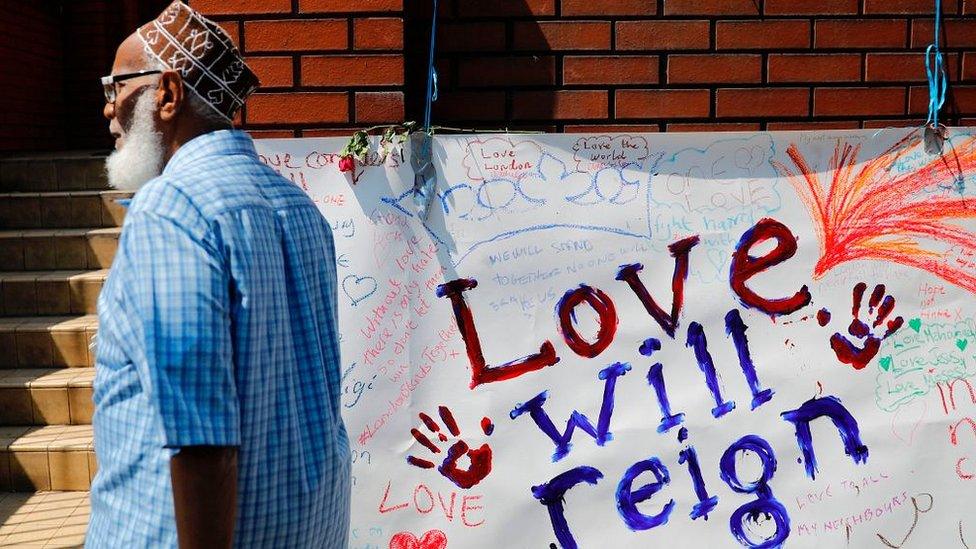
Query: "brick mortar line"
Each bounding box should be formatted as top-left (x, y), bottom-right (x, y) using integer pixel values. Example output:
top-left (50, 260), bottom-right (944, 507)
top-left (241, 114), bottom-right (945, 128)
top-left (209, 12), bottom-right (404, 20)
top-left (406, 15), bottom-right (958, 21)
top-left (438, 83), bottom-right (953, 90)
top-left (427, 47), bottom-right (975, 57)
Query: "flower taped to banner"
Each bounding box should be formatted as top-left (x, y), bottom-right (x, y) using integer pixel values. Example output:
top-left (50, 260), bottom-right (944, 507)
top-left (256, 128), bottom-right (976, 549)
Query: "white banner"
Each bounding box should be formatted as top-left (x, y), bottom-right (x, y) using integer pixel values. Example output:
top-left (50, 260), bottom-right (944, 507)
top-left (256, 128), bottom-right (976, 549)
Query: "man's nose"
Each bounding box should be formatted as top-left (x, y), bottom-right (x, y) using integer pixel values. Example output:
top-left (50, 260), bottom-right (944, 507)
top-left (103, 101), bottom-right (115, 121)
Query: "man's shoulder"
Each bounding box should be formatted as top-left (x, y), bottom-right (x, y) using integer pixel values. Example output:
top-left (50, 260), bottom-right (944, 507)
top-left (132, 158), bottom-right (273, 210)
top-left (128, 174), bottom-right (203, 220)
top-left (129, 159), bottom-right (323, 232)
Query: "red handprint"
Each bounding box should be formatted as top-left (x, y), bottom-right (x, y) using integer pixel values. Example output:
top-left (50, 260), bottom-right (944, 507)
top-left (819, 282), bottom-right (904, 370)
top-left (406, 406), bottom-right (493, 489)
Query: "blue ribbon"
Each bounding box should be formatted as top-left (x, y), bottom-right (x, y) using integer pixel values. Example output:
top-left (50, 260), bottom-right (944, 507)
top-left (423, 0), bottom-right (440, 131)
top-left (925, 0), bottom-right (947, 127)
top-left (412, 0), bottom-right (441, 221)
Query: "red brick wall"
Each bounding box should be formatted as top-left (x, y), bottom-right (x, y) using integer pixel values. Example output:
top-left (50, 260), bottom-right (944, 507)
top-left (193, 0), bottom-right (406, 138)
top-left (3, 1), bottom-right (973, 152)
top-left (185, 1), bottom-right (976, 135)
top-left (421, 0), bottom-right (976, 132)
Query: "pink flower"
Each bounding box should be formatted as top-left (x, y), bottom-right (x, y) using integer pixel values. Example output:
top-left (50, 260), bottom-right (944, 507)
top-left (338, 155), bottom-right (356, 173)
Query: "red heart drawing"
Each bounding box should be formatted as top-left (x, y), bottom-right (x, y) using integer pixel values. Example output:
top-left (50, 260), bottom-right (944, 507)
top-left (389, 529), bottom-right (448, 549)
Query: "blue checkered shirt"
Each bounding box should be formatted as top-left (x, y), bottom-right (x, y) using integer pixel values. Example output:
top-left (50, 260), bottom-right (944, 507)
top-left (88, 130), bottom-right (350, 548)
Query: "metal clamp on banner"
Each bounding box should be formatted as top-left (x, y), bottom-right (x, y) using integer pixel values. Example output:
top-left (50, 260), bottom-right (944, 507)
top-left (924, 123), bottom-right (948, 155)
top-left (410, 131), bottom-right (436, 221)
top-left (923, 0), bottom-right (948, 155)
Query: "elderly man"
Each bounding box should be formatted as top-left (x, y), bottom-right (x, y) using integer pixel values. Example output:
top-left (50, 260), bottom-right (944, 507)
top-left (89, 2), bottom-right (350, 547)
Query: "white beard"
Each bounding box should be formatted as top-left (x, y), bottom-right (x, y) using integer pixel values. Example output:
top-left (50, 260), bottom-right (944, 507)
top-left (105, 91), bottom-right (166, 191)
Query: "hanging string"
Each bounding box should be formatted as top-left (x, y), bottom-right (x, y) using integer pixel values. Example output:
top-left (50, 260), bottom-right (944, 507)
top-left (924, 0), bottom-right (948, 128)
top-left (423, 0), bottom-right (440, 132)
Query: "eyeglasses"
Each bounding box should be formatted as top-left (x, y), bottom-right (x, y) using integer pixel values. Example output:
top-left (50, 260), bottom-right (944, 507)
top-left (100, 70), bottom-right (162, 104)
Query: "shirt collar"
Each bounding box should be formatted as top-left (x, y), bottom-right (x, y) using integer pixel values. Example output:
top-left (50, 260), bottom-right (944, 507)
top-left (163, 129), bottom-right (258, 174)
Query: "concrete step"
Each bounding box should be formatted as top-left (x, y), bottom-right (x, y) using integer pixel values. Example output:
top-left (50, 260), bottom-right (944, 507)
top-left (0, 191), bottom-right (130, 230)
top-left (0, 228), bottom-right (119, 271)
top-left (0, 154), bottom-right (108, 192)
top-left (0, 491), bottom-right (89, 546)
top-left (0, 369), bottom-right (93, 426)
top-left (0, 316), bottom-right (97, 369)
top-left (0, 270), bottom-right (107, 316)
top-left (0, 425), bottom-right (96, 491)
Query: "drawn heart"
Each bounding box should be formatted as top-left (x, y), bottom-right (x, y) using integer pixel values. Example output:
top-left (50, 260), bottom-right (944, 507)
top-left (705, 248), bottom-right (728, 280)
top-left (342, 274), bottom-right (378, 307)
top-left (389, 529), bottom-right (447, 549)
top-left (879, 356), bottom-right (892, 371)
top-left (958, 339), bottom-right (969, 352)
top-left (891, 399), bottom-right (927, 447)
top-left (908, 318), bottom-right (922, 333)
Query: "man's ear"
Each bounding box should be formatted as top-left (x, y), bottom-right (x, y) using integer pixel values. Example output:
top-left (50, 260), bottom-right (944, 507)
top-left (157, 70), bottom-right (184, 122)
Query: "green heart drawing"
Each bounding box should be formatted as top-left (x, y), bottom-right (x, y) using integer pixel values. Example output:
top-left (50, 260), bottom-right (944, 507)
top-left (879, 356), bottom-right (893, 371)
top-left (957, 339), bottom-right (969, 352)
top-left (908, 318), bottom-right (922, 333)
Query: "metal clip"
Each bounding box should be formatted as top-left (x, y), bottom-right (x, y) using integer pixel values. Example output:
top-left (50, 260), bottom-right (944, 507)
top-left (924, 122), bottom-right (947, 155)
top-left (410, 132), bottom-right (437, 221)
